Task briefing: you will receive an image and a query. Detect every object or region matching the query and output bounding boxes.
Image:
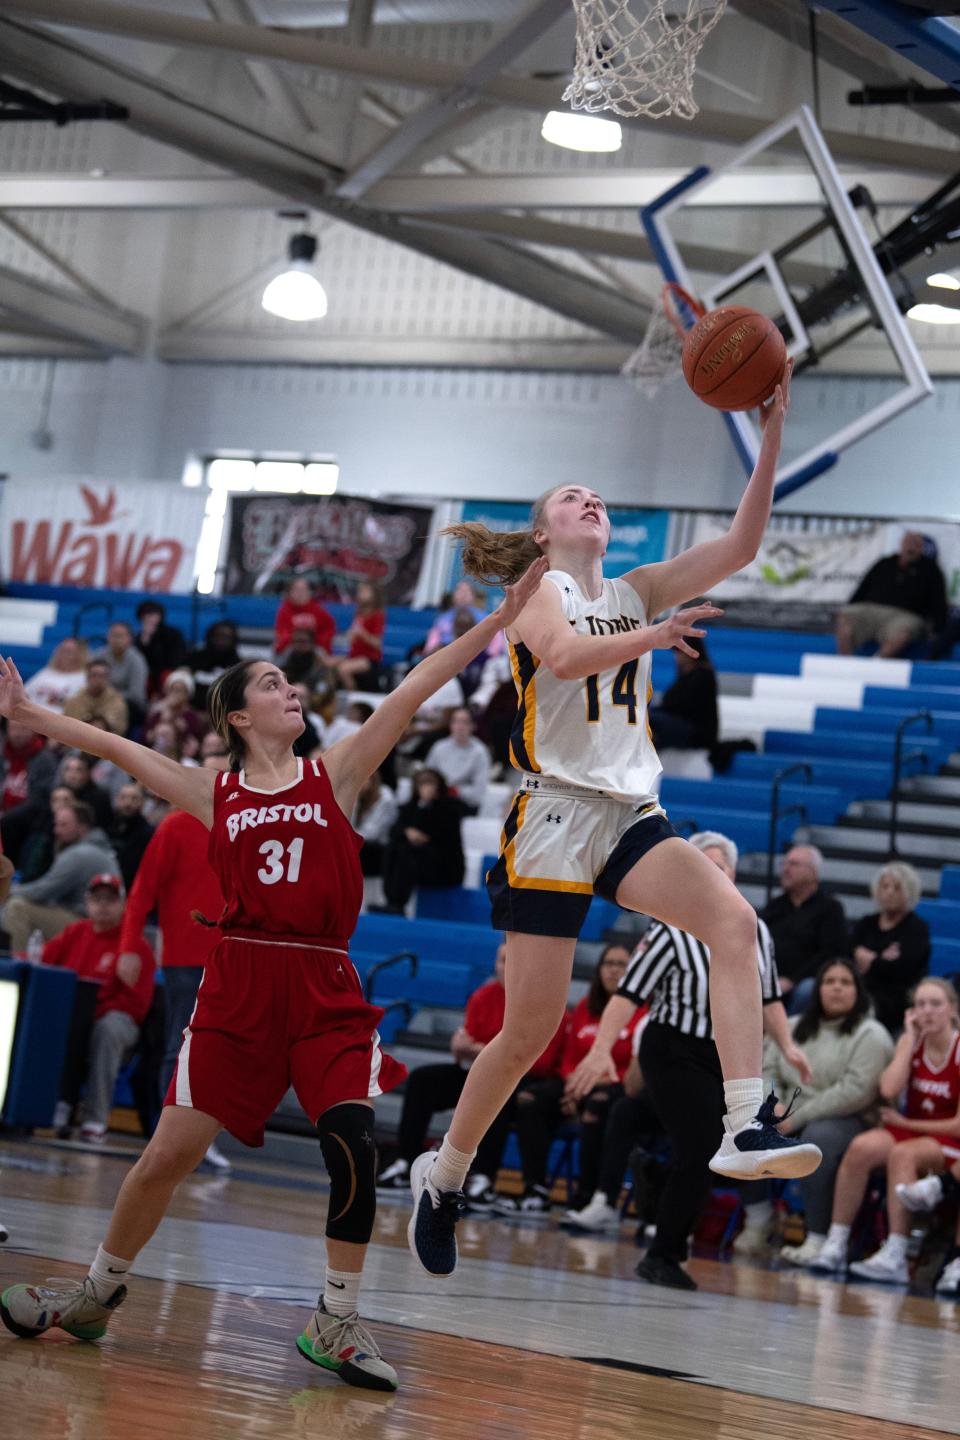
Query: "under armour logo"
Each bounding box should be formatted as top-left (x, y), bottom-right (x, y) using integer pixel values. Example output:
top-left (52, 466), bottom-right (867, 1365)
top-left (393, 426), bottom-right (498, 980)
top-left (545, 813), bottom-right (562, 825)
top-left (528, 780), bottom-right (540, 790)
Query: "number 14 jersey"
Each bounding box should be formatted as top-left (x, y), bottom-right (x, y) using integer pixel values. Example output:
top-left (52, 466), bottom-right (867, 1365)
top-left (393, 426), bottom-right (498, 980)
top-left (208, 757), bottom-right (363, 946)
top-left (508, 570), bottom-right (662, 803)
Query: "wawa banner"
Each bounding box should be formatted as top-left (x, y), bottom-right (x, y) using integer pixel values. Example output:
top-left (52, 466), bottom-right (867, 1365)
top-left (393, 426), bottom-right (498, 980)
top-left (0, 478), bottom-right (206, 592)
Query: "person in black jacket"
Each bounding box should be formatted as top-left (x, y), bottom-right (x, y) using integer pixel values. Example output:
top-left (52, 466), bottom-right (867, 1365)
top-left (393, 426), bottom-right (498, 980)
top-left (836, 531), bottom-right (948, 659)
top-left (186, 620), bottom-right (241, 711)
top-left (135, 601), bottom-right (187, 693)
top-left (760, 844), bottom-right (849, 1013)
top-left (106, 782), bottom-right (155, 892)
top-left (648, 637), bottom-right (718, 751)
top-left (377, 768), bottom-right (465, 914)
top-left (851, 861), bottom-right (930, 1035)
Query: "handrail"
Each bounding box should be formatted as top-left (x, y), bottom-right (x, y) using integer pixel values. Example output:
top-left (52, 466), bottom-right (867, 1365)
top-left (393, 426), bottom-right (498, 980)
top-left (765, 762), bottom-right (813, 905)
top-left (671, 816), bottom-right (699, 838)
top-left (889, 710), bottom-right (934, 858)
top-left (364, 949), bottom-right (418, 1004)
top-left (378, 999), bottom-right (415, 1030)
top-left (72, 599), bottom-right (112, 641)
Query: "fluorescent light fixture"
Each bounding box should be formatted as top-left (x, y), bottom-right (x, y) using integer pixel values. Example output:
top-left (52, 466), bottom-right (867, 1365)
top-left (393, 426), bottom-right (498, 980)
top-left (908, 303), bottom-right (960, 326)
top-left (541, 110), bottom-right (622, 153)
top-left (304, 462), bottom-right (339, 495)
top-left (262, 232), bottom-right (328, 322)
top-left (927, 272), bottom-right (960, 291)
top-left (208, 458), bottom-right (255, 491)
top-left (255, 461), bottom-right (304, 493)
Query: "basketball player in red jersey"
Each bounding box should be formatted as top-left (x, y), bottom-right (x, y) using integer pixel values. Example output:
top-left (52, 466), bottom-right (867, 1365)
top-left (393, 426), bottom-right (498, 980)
top-left (0, 556), bottom-right (545, 1392)
top-left (812, 977), bottom-right (960, 1283)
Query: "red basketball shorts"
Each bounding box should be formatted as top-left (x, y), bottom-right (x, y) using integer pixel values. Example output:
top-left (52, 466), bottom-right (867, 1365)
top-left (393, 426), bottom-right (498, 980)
top-left (884, 1122), bottom-right (960, 1164)
top-left (165, 935), bottom-right (407, 1147)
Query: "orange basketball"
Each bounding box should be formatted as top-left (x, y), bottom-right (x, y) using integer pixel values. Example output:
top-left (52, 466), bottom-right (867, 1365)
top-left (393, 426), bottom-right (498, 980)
top-left (681, 305), bottom-right (787, 412)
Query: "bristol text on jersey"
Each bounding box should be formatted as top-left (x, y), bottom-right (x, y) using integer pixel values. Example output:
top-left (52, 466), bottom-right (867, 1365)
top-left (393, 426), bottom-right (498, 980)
top-left (226, 803), bottom-right (330, 841)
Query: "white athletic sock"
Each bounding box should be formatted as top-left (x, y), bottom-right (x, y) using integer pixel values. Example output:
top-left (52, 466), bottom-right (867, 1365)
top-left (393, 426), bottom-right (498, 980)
top-left (881, 1232), bottom-right (908, 1263)
top-left (431, 1134), bottom-right (476, 1194)
top-left (827, 1223), bottom-right (851, 1247)
top-left (88, 1245), bottom-right (130, 1303)
top-left (723, 1078), bottom-right (764, 1132)
top-left (322, 1266), bottom-right (361, 1318)
top-left (742, 1199), bottom-right (773, 1228)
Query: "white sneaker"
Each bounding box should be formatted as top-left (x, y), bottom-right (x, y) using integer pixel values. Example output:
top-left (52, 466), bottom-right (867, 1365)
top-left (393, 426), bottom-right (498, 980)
top-left (51, 1100), bottom-right (71, 1131)
top-left (935, 1256), bottom-right (960, 1295)
top-left (376, 1158), bottom-right (410, 1190)
top-left (203, 1143), bottom-right (232, 1172)
top-left (808, 1233), bottom-right (848, 1273)
top-left (780, 1233), bottom-right (826, 1267)
top-left (895, 1175), bottom-right (944, 1213)
top-left (78, 1123), bottom-right (105, 1145)
top-left (709, 1092), bottom-right (822, 1180)
top-left (732, 1224), bottom-right (770, 1258)
top-left (464, 1173), bottom-right (497, 1211)
top-left (563, 1192), bottom-right (620, 1231)
top-left (848, 1242), bottom-right (909, 1285)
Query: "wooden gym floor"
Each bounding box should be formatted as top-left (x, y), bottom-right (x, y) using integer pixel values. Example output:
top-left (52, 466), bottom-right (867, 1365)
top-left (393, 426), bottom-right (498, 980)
top-left (0, 1136), bottom-right (955, 1439)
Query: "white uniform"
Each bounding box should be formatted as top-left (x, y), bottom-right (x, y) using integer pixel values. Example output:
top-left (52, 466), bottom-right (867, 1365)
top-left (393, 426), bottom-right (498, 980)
top-left (507, 571), bottom-right (662, 803)
top-left (489, 570), bottom-right (675, 939)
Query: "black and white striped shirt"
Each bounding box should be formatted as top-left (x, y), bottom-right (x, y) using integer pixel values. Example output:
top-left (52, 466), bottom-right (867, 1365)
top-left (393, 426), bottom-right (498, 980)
top-left (619, 919), bottom-right (780, 1041)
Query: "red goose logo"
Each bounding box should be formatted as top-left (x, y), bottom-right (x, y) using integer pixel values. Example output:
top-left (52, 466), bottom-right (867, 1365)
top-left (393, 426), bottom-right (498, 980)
top-left (9, 484), bottom-right (185, 590)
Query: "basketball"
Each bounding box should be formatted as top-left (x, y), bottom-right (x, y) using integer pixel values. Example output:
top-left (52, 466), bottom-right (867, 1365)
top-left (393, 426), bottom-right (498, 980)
top-left (681, 305), bottom-right (787, 412)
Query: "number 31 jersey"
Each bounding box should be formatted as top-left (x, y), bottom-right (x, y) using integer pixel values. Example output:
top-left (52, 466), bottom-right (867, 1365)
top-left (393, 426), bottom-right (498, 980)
top-left (508, 570), bottom-right (662, 803)
top-left (208, 757), bottom-right (363, 946)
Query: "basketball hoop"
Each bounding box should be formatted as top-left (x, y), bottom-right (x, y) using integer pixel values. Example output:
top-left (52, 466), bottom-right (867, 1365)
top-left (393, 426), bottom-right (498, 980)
top-left (622, 283), bottom-right (703, 397)
top-left (563, 0), bottom-right (727, 120)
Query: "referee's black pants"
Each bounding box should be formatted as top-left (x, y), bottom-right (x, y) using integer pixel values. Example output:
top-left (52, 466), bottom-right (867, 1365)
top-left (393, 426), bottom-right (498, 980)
top-left (639, 1020), bottom-right (724, 1265)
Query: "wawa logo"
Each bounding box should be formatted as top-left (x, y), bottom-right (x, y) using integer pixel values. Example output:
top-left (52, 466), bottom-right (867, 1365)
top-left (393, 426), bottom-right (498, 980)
top-left (9, 485), bottom-right (186, 590)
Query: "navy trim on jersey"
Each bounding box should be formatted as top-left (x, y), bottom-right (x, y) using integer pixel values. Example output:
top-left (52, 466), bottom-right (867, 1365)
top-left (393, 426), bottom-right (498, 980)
top-left (508, 641), bottom-right (541, 775)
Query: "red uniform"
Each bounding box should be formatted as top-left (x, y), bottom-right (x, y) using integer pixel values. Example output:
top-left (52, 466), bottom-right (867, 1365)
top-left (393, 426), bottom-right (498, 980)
top-left (43, 921), bottom-right (156, 1024)
top-left (885, 1032), bottom-right (960, 1161)
top-left (559, 995), bottom-right (643, 1081)
top-left (348, 609), bottom-right (385, 663)
top-left (119, 809), bottom-right (223, 968)
top-left (464, 980), bottom-right (566, 1077)
top-left (274, 598), bottom-right (336, 656)
top-left (168, 756), bottom-right (405, 1146)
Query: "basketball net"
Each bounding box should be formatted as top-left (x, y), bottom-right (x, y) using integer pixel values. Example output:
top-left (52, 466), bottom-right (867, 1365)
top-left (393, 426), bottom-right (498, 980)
top-left (622, 283), bottom-right (702, 397)
top-left (563, 0), bottom-right (727, 120)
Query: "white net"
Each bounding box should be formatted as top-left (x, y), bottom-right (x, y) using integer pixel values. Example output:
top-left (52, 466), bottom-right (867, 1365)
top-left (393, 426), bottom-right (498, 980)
top-left (621, 303), bottom-right (684, 397)
top-left (563, 0), bottom-right (727, 120)
top-left (622, 283), bottom-right (701, 397)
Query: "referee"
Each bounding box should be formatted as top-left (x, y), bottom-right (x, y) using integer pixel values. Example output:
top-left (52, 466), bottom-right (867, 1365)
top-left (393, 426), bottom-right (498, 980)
top-left (569, 830), bottom-right (811, 1290)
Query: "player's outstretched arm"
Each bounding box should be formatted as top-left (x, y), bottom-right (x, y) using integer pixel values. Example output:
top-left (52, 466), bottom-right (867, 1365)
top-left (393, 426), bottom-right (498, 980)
top-left (325, 558), bottom-right (548, 807)
top-left (0, 655), bottom-right (215, 826)
top-left (626, 362), bottom-right (792, 618)
top-left (516, 580), bottom-right (723, 682)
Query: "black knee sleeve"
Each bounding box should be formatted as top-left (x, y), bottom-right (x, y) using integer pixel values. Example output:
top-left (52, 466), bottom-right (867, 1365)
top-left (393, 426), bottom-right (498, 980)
top-left (317, 1103), bottom-right (377, 1245)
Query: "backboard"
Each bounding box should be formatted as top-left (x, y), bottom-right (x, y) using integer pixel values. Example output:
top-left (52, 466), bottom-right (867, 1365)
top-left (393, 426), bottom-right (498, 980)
top-left (640, 105), bottom-right (933, 500)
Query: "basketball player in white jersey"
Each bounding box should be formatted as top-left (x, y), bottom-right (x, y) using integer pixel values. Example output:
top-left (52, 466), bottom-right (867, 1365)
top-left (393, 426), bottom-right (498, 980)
top-left (408, 365), bottom-right (823, 1279)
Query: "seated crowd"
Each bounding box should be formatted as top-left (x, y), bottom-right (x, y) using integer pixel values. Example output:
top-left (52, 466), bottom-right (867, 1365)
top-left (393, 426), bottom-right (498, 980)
top-left (1, 572), bottom-right (956, 1301)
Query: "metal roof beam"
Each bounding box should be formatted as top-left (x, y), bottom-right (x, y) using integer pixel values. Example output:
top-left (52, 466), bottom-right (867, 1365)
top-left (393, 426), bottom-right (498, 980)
top-left (0, 265), bottom-right (145, 352)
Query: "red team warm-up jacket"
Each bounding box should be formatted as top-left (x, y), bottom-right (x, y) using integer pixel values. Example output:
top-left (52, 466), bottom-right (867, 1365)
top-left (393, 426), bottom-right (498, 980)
top-left (119, 809), bottom-right (224, 968)
top-left (43, 922), bottom-right (156, 1024)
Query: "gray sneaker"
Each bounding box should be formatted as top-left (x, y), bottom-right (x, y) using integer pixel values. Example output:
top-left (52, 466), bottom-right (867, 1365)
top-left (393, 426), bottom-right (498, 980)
top-left (1, 1276), bottom-right (126, 1340)
top-left (296, 1302), bottom-right (398, 1391)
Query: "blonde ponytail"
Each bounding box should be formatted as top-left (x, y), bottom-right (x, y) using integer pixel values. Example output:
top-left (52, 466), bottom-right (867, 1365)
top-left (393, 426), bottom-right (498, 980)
top-left (442, 485), bottom-right (564, 587)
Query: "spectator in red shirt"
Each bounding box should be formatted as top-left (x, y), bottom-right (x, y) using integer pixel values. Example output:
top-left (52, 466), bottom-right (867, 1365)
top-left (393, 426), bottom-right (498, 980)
top-left (117, 747), bottom-right (231, 1170)
top-left (274, 578), bottom-right (336, 659)
top-left (333, 580), bottom-right (386, 691)
top-left (495, 943), bottom-right (640, 1217)
top-left (43, 873), bottom-right (155, 1144)
top-left (376, 944), bottom-right (566, 1209)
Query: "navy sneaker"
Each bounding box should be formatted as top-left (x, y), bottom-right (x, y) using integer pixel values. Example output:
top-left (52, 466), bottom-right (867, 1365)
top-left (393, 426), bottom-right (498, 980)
top-left (709, 1090), bottom-right (822, 1180)
top-left (407, 1152), bottom-right (465, 1277)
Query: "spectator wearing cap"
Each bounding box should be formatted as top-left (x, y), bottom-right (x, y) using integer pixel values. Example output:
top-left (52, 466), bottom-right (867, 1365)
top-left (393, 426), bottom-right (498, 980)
top-left (134, 600), bottom-right (187, 693)
top-left (106, 781), bottom-right (155, 891)
top-left (0, 800), bottom-right (119, 953)
top-left (93, 622), bottom-right (149, 726)
top-left (62, 658), bottom-right (129, 736)
top-left (836, 531), bottom-right (948, 660)
top-left (43, 873), bottom-right (155, 1144)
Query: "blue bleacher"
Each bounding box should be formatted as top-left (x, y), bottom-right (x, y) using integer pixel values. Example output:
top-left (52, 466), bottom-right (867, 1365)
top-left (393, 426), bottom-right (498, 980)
top-left (815, 706), bottom-right (960, 745)
top-left (764, 729), bottom-right (949, 767)
top-left (729, 751), bottom-right (894, 802)
top-left (929, 939), bottom-right (960, 978)
top-left (660, 777), bottom-right (845, 828)
top-left (939, 868), bottom-right (960, 902)
top-left (917, 900), bottom-right (960, 940)
top-left (863, 685), bottom-right (960, 714)
top-left (416, 885), bottom-right (622, 942)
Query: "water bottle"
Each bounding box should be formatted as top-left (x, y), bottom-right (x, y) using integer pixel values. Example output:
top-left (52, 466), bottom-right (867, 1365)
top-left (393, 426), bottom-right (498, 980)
top-left (26, 929), bottom-right (45, 964)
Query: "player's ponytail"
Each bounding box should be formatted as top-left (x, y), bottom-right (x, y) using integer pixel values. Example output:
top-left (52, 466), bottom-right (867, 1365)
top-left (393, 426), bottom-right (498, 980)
top-left (442, 485), bottom-right (562, 587)
top-left (207, 659), bottom-right (258, 772)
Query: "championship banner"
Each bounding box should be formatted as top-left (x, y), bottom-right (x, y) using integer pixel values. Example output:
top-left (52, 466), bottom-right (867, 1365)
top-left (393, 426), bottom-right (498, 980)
top-left (686, 514), bottom-right (960, 605)
top-left (0, 478), bottom-right (206, 593)
top-left (450, 500), bottom-right (670, 592)
top-left (224, 493), bottom-right (433, 603)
